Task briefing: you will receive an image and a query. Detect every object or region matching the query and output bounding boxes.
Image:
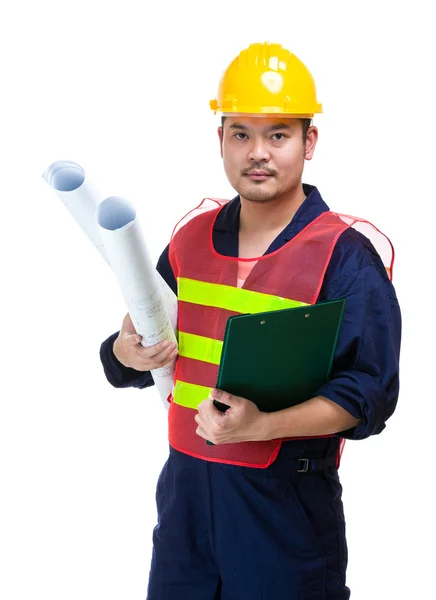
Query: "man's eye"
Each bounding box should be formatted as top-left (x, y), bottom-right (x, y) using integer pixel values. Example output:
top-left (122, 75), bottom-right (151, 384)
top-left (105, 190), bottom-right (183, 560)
top-left (272, 133), bottom-right (286, 140)
top-left (234, 133), bottom-right (248, 140)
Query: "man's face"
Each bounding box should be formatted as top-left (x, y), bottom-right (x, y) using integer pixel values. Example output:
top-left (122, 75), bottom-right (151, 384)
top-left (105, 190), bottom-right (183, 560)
top-left (218, 117), bottom-right (317, 204)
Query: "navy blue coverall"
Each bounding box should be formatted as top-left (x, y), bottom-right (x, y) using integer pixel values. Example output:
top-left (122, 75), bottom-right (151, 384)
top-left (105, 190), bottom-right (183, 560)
top-left (100, 185), bottom-right (401, 599)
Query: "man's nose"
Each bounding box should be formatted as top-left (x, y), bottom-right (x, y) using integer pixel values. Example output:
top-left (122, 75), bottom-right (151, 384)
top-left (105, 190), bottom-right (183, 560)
top-left (248, 138), bottom-right (271, 162)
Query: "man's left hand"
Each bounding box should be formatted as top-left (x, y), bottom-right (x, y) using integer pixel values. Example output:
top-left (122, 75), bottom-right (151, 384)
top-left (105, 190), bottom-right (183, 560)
top-left (194, 389), bottom-right (269, 444)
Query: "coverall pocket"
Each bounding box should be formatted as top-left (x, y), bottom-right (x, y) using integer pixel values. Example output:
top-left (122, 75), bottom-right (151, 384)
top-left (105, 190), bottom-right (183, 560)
top-left (277, 471), bottom-right (349, 594)
top-left (272, 473), bottom-right (326, 556)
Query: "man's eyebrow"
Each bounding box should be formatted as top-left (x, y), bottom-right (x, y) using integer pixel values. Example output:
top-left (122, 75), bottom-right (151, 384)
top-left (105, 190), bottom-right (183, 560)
top-left (228, 123), bottom-right (249, 130)
top-left (228, 122), bottom-right (294, 131)
top-left (267, 122), bottom-right (293, 131)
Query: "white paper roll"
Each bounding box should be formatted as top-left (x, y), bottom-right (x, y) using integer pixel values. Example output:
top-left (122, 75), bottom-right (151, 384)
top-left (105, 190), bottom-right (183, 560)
top-left (43, 160), bottom-right (178, 408)
top-left (42, 160), bottom-right (177, 331)
top-left (97, 196), bottom-right (177, 408)
top-left (42, 160), bottom-right (109, 263)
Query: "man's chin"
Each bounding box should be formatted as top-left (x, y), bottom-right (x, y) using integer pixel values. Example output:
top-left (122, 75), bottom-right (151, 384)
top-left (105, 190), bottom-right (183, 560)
top-left (245, 196), bottom-right (273, 203)
top-left (239, 191), bottom-right (278, 203)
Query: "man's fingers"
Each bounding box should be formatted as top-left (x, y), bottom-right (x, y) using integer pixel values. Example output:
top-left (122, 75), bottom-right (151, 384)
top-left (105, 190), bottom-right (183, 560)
top-left (147, 345), bottom-right (178, 367)
top-left (125, 333), bottom-right (143, 346)
top-left (142, 340), bottom-right (177, 357)
top-left (198, 398), bottom-right (215, 414)
top-left (132, 340), bottom-right (178, 368)
top-left (195, 425), bottom-right (208, 440)
top-left (116, 327), bottom-right (178, 370)
top-left (126, 336), bottom-right (176, 354)
top-left (121, 312), bottom-right (136, 334)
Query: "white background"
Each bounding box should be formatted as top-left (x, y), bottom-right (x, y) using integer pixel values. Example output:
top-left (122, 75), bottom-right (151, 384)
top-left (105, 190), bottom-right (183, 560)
top-left (1, 1), bottom-right (435, 598)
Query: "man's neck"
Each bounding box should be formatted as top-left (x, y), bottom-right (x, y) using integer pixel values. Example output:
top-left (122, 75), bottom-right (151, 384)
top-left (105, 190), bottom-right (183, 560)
top-left (238, 185), bottom-right (307, 234)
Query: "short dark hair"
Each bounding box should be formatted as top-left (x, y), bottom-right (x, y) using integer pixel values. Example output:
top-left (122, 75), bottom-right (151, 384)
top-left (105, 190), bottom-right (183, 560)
top-left (221, 116), bottom-right (312, 142)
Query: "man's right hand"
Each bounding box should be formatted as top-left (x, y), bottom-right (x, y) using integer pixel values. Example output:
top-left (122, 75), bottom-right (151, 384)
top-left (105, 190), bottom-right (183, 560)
top-left (113, 313), bottom-right (178, 372)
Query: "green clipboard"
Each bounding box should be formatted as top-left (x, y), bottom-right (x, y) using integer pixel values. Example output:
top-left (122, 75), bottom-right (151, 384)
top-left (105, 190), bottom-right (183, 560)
top-left (213, 298), bottom-right (346, 414)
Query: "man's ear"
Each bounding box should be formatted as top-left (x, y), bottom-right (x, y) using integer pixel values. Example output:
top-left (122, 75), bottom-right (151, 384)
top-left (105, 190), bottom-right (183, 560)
top-left (304, 126), bottom-right (318, 161)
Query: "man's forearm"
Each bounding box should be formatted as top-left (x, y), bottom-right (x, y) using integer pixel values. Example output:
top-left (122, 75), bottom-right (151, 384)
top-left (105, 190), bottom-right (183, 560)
top-left (261, 395), bottom-right (361, 440)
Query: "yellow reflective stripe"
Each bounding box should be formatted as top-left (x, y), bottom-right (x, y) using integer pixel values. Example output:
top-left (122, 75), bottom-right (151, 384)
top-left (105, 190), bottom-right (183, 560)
top-left (178, 277), bottom-right (307, 313)
top-left (173, 380), bottom-right (211, 409)
top-left (179, 332), bottom-right (223, 365)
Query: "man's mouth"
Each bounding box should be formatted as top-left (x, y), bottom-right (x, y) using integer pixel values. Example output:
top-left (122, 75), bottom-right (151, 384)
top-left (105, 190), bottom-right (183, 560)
top-left (244, 170), bottom-right (274, 180)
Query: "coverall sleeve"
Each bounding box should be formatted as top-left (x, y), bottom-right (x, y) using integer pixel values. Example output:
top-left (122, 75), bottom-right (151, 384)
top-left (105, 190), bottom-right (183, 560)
top-left (99, 244), bottom-right (177, 389)
top-left (315, 235), bottom-right (401, 440)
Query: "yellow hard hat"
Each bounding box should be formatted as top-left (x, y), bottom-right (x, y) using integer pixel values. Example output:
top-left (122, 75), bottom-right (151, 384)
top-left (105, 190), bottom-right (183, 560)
top-left (210, 42), bottom-right (322, 117)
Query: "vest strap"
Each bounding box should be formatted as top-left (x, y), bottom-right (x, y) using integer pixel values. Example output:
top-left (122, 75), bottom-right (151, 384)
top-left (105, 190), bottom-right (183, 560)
top-left (292, 454), bottom-right (338, 473)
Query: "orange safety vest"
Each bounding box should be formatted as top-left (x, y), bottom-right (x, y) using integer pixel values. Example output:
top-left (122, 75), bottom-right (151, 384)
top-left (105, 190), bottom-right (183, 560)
top-left (167, 198), bottom-right (394, 468)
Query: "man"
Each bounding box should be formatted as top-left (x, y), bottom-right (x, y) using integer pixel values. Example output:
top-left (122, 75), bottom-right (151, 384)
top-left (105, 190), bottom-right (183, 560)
top-left (100, 42), bottom-right (401, 599)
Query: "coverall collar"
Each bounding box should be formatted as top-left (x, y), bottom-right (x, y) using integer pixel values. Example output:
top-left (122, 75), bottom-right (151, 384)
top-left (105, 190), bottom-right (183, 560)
top-left (215, 184), bottom-right (331, 241)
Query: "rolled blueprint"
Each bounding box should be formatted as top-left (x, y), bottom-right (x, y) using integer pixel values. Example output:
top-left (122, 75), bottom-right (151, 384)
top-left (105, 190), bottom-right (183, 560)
top-left (97, 196), bottom-right (178, 407)
top-left (42, 160), bottom-right (110, 263)
top-left (41, 160), bottom-right (177, 332)
top-left (42, 160), bottom-right (178, 408)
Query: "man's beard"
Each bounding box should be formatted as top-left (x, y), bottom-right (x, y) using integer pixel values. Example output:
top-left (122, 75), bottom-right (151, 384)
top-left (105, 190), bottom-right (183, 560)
top-left (237, 164), bottom-right (280, 203)
top-left (243, 189), bottom-right (280, 203)
top-left (237, 180), bottom-right (281, 203)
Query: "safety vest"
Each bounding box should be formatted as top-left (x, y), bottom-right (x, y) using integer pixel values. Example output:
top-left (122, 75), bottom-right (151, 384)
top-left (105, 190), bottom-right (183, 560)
top-left (167, 198), bottom-right (394, 468)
